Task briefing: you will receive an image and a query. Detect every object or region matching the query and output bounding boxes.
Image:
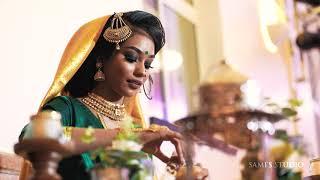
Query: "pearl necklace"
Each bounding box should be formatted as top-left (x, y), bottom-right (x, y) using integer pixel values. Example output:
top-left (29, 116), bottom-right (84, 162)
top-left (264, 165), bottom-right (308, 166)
top-left (81, 93), bottom-right (126, 121)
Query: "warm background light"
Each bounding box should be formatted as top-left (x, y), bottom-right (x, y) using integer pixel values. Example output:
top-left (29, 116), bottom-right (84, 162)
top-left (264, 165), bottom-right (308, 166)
top-left (259, 0), bottom-right (288, 53)
top-left (153, 49), bottom-right (184, 72)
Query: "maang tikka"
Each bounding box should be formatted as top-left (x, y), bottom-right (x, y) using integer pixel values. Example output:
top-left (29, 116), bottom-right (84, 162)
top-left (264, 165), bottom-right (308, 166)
top-left (103, 12), bottom-right (132, 50)
top-left (94, 57), bottom-right (105, 81)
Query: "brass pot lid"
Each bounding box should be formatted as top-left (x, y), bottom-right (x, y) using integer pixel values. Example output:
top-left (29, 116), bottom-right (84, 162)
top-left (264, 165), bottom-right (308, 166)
top-left (201, 60), bottom-right (248, 85)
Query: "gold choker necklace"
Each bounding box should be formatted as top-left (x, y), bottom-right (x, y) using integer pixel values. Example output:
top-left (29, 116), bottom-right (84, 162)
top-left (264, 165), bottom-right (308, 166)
top-left (81, 93), bottom-right (126, 121)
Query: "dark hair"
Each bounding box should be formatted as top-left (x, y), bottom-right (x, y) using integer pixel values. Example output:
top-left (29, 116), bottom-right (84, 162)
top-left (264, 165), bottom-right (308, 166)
top-left (64, 10), bottom-right (165, 97)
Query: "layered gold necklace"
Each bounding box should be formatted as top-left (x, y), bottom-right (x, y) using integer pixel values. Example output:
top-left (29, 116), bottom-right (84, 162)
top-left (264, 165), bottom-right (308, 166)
top-left (81, 92), bottom-right (126, 121)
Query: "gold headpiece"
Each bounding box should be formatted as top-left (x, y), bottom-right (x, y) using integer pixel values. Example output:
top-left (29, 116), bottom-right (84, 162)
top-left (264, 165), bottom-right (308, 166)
top-left (103, 12), bottom-right (132, 50)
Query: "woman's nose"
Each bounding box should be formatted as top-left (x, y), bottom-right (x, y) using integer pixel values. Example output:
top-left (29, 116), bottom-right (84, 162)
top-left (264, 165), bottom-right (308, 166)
top-left (133, 62), bottom-right (146, 77)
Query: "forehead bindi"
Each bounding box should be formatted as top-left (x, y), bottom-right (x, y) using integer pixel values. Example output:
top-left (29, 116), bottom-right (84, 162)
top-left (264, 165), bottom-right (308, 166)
top-left (121, 34), bottom-right (155, 55)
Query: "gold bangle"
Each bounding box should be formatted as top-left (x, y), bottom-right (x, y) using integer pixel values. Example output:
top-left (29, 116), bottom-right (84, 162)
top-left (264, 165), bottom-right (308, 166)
top-left (63, 126), bottom-right (73, 141)
top-left (149, 124), bottom-right (169, 132)
top-left (131, 128), bottom-right (144, 132)
top-left (130, 125), bottom-right (169, 133)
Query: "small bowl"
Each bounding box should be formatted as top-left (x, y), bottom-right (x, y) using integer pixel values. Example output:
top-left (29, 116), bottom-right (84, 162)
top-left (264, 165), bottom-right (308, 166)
top-left (24, 110), bottom-right (63, 140)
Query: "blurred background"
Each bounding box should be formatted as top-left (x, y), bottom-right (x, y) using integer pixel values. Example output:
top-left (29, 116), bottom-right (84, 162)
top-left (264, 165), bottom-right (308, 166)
top-left (0, 0), bottom-right (319, 179)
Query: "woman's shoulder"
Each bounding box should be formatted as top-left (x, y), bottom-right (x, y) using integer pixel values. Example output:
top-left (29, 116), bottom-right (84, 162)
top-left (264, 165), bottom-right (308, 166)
top-left (43, 95), bottom-right (80, 109)
top-left (42, 96), bottom-right (98, 127)
top-left (41, 96), bottom-right (79, 122)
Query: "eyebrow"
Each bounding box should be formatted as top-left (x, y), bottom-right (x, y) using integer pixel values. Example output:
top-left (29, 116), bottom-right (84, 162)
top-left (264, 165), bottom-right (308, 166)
top-left (123, 46), bottom-right (155, 58)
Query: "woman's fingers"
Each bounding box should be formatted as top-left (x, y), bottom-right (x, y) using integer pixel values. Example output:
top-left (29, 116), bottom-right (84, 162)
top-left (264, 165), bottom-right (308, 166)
top-left (159, 128), bottom-right (183, 140)
top-left (168, 130), bottom-right (183, 139)
top-left (139, 127), bottom-right (182, 144)
top-left (157, 128), bottom-right (185, 164)
top-left (140, 128), bottom-right (186, 164)
top-left (170, 138), bottom-right (185, 164)
top-left (154, 149), bottom-right (170, 163)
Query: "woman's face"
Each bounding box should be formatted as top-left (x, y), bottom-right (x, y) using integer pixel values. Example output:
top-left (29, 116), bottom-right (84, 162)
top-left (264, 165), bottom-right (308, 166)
top-left (102, 33), bottom-right (155, 98)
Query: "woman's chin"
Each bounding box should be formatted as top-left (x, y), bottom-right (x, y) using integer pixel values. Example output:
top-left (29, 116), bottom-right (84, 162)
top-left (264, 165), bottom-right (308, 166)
top-left (122, 89), bottom-right (139, 97)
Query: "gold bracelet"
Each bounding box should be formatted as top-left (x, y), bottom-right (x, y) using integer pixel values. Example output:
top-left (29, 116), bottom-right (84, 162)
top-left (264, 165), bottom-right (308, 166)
top-left (149, 124), bottom-right (169, 132)
top-left (131, 128), bottom-right (144, 132)
top-left (63, 126), bottom-right (73, 141)
top-left (131, 124), bottom-right (169, 133)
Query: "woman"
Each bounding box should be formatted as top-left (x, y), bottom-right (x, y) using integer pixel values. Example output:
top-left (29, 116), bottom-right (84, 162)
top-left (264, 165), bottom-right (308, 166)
top-left (20, 11), bottom-right (184, 179)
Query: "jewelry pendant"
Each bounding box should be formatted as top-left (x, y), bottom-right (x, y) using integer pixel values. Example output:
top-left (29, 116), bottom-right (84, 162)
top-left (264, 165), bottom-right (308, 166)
top-left (115, 109), bottom-right (120, 116)
top-left (116, 43), bottom-right (120, 50)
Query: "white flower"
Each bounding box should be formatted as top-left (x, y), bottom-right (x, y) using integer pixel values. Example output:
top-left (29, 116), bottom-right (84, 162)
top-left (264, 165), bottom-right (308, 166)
top-left (112, 140), bottom-right (142, 151)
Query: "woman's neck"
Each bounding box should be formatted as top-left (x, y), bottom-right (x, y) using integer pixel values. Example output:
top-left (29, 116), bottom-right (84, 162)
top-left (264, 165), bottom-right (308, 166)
top-left (91, 86), bottom-right (124, 105)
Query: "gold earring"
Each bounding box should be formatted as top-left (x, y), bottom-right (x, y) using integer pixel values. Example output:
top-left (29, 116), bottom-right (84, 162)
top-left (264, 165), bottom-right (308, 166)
top-left (94, 57), bottom-right (105, 81)
top-left (103, 12), bottom-right (132, 50)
